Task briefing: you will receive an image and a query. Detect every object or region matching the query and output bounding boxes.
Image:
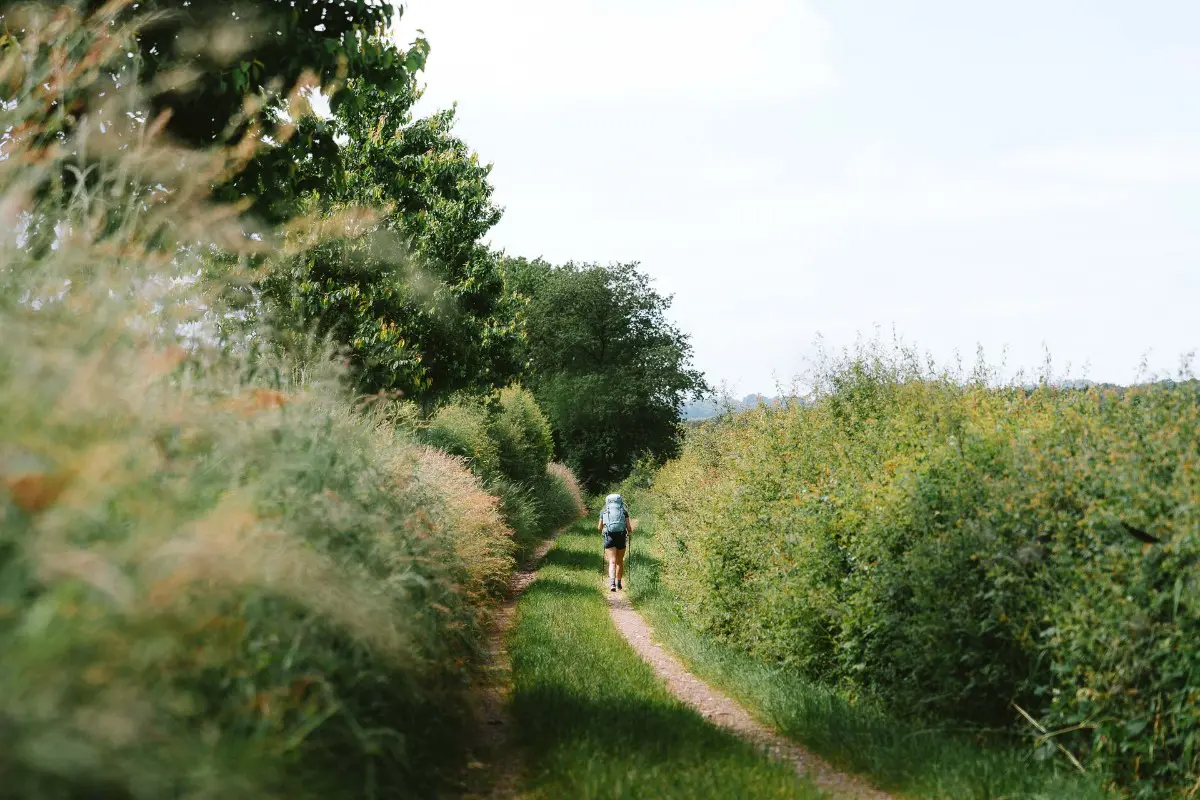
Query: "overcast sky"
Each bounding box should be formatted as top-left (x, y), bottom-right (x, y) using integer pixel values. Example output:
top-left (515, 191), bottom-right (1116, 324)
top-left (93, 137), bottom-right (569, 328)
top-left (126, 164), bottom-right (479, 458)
top-left (395, 0), bottom-right (1200, 394)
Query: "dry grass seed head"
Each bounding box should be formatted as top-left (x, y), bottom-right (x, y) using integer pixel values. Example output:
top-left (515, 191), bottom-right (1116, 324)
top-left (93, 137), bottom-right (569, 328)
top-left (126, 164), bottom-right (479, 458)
top-left (143, 492), bottom-right (412, 662)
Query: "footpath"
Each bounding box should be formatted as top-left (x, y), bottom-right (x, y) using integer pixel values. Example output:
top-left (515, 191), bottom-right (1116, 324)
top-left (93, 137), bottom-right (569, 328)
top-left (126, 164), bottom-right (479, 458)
top-left (465, 519), bottom-right (891, 798)
top-left (462, 533), bottom-right (562, 798)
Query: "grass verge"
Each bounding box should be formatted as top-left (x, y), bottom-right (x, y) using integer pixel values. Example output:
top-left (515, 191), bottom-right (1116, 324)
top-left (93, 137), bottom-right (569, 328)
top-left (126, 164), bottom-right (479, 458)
top-left (624, 509), bottom-right (1112, 800)
top-left (508, 519), bottom-right (820, 799)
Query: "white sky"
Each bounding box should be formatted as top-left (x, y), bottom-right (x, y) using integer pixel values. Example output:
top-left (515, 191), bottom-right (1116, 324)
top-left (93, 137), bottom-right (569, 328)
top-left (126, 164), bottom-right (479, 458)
top-left (395, 0), bottom-right (1200, 393)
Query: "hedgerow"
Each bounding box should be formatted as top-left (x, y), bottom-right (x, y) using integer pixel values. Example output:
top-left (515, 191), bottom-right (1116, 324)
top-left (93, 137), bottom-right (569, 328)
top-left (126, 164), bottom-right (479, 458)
top-left (420, 387), bottom-right (585, 554)
top-left (0, 9), bottom-right (582, 797)
top-left (649, 343), bottom-right (1200, 797)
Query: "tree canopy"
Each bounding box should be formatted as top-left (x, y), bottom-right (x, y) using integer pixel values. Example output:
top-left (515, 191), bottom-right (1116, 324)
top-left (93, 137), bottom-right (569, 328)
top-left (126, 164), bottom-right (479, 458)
top-left (259, 77), bottom-right (523, 402)
top-left (3, 1), bottom-right (707, 487)
top-left (504, 259), bottom-right (708, 491)
top-left (80, 0), bottom-right (427, 224)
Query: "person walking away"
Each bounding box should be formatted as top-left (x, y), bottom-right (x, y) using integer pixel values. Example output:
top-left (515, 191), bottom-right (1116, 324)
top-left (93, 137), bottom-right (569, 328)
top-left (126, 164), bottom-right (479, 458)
top-left (599, 493), bottom-right (631, 592)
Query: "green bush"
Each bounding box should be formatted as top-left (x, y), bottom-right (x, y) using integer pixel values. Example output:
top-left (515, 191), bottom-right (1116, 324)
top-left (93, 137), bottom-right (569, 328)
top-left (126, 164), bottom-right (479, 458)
top-left (649, 343), bottom-right (1200, 797)
top-left (421, 390), bottom-right (583, 555)
top-left (0, 346), bottom-right (504, 798)
top-left (0, 15), bottom-right (516, 796)
top-left (0, 222), bottom-right (506, 800)
top-left (538, 462), bottom-right (590, 531)
top-left (489, 476), bottom-right (543, 550)
top-left (422, 401), bottom-right (503, 481)
top-left (489, 385), bottom-right (554, 485)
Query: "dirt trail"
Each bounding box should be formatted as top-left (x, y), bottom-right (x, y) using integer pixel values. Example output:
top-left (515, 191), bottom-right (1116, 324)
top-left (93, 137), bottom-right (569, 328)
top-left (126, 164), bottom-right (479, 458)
top-left (607, 589), bottom-right (891, 799)
top-left (462, 532), bottom-right (561, 799)
top-left (466, 518), bottom-right (886, 798)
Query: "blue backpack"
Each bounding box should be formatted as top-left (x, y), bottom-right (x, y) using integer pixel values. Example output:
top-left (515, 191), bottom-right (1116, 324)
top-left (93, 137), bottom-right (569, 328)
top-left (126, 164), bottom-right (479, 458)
top-left (601, 494), bottom-right (628, 535)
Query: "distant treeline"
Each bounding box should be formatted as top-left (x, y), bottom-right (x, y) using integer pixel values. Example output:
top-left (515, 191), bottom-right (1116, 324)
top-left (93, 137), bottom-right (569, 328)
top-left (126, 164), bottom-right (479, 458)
top-left (682, 379), bottom-right (1178, 422)
top-left (683, 393), bottom-right (793, 420)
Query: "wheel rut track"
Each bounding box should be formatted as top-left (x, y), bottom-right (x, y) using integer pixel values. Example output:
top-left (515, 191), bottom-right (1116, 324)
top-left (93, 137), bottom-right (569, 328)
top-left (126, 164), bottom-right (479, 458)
top-left (609, 520), bottom-right (890, 798)
top-left (464, 523), bottom-right (890, 799)
top-left (460, 531), bottom-right (562, 799)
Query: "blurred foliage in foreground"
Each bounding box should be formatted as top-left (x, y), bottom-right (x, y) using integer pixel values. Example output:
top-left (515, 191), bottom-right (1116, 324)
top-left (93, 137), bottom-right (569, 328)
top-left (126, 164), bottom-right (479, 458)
top-left (648, 341), bottom-right (1200, 798)
top-left (0, 5), bottom-right (582, 797)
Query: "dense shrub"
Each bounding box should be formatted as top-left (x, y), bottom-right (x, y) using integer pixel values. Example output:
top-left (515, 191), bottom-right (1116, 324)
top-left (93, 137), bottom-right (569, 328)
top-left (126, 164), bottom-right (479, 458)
top-left (489, 385), bottom-right (555, 485)
top-left (489, 476), bottom-right (544, 549)
top-left (420, 389), bottom-right (584, 554)
top-left (541, 461), bottom-right (589, 526)
top-left (423, 401), bottom-right (503, 481)
top-left (413, 447), bottom-right (517, 603)
top-left (649, 344), bottom-right (1200, 797)
top-left (0, 14), bottom-right (524, 796)
top-left (0, 245), bottom-right (514, 798)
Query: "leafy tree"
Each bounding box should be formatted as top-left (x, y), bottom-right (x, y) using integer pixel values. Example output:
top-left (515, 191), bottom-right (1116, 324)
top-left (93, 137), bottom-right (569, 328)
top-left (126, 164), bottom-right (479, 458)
top-left (4, 1), bottom-right (428, 225)
top-left (505, 259), bottom-right (708, 491)
top-left (4, 4), bottom-right (516, 402)
top-left (261, 77), bottom-right (523, 402)
top-left (70, 0), bottom-right (411, 137)
top-left (141, 0), bottom-right (428, 227)
top-left (490, 385), bottom-right (554, 485)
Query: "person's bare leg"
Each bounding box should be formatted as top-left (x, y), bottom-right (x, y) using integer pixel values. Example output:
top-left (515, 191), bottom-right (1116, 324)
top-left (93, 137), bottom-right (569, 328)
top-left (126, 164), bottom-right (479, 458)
top-left (614, 548), bottom-right (626, 586)
top-left (606, 548), bottom-right (616, 586)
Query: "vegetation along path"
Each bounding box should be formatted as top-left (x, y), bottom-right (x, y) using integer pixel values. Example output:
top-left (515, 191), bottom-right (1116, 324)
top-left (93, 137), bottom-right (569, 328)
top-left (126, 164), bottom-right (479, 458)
top-left (505, 519), bottom-right (821, 799)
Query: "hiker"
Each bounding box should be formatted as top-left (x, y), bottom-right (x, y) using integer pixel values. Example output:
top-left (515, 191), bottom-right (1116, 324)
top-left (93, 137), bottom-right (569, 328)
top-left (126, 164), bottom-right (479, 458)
top-left (598, 493), bottom-right (632, 592)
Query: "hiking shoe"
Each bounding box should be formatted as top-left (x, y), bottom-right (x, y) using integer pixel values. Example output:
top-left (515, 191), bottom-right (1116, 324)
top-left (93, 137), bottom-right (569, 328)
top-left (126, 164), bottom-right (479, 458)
top-left (617, 581), bottom-right (622, 590)
top-left (610, 582), bottom-right (617, 592)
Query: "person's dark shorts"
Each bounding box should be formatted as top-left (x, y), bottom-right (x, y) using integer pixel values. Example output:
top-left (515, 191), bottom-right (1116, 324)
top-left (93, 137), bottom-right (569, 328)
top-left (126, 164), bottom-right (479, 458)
top-left (603, 532), bottom-right (627, 550)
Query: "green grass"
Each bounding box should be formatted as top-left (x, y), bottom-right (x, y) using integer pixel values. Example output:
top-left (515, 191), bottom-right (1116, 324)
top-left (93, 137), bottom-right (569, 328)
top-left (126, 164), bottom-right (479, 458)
top-left (509, 519), bottom-right (820, 799)
top-left (624, 510), bottom-right (1113, 800)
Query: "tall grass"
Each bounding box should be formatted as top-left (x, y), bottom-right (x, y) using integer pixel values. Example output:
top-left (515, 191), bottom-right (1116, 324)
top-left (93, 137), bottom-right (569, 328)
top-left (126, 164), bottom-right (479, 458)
top-left (544, 461), bottom-right (589, 523)
top-left (645, 341), bottom-right (1200, 798)
top-left (0, 6), bottom-right (540, 796)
